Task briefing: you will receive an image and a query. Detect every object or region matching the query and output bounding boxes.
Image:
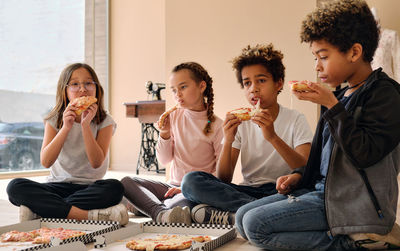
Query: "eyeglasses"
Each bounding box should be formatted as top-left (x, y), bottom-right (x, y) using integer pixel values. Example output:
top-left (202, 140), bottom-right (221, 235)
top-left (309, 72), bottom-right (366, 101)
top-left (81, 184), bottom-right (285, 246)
top-left (67, 81), bottom-right (97, 92)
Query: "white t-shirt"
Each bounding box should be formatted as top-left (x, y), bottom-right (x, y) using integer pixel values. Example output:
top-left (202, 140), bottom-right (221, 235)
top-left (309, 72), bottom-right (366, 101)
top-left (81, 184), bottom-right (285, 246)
top-left (46, 114), bottom-right (116, 184)
top-left (232, 105), bottom-right (313, 186)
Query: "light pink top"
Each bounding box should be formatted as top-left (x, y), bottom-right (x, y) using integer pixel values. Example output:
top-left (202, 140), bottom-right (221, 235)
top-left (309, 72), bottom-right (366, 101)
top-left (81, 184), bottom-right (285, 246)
top-left (156, 108), bottom-right (223, 186)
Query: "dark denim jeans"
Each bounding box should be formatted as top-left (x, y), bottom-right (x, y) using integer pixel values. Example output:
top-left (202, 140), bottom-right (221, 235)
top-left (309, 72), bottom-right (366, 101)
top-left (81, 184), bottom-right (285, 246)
top-left (181, 171), bottom-right (277, 212)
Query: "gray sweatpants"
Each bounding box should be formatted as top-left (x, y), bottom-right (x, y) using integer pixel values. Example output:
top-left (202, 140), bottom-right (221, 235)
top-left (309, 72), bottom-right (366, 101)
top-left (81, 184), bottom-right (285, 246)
top-left (121, 176), bottom-right (196, 220)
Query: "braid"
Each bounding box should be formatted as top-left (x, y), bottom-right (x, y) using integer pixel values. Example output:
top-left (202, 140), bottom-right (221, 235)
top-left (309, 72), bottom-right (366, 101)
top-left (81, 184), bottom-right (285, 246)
top-left (172, 62), bottom-right (215, 136)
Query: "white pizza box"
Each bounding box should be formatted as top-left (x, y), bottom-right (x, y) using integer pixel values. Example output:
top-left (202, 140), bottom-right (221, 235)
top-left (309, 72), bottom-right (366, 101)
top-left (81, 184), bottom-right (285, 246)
top-left (90, 221), bottom-right (237, 251)
top-left (0, 218), bottom-right (121, 251)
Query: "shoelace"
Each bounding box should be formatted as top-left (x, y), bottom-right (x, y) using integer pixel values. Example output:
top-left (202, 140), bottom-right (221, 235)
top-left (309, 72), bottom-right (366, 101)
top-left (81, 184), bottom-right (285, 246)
top-left (209, 210), bottom-right (230, 225)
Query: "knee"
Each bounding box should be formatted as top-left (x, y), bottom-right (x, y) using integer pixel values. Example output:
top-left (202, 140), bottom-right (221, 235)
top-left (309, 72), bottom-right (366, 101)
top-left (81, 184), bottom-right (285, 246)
top-left (181, 171), bottom-right (208, 192)
top-left (242, 212), bottom-right (270, 245)
top-left (7, 178), bottom-right (30, 198)
top-left (101, 179), bottom-right (124, 195)
top-left (121, 176), bottom-right (140, 188)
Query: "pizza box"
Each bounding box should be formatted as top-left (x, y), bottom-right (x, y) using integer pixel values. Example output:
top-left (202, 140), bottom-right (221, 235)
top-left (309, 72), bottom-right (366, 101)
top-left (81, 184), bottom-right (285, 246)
top-left (90, 221), bottom-right (237, 251)
top-left (0, 218), bottom-right (121, 251)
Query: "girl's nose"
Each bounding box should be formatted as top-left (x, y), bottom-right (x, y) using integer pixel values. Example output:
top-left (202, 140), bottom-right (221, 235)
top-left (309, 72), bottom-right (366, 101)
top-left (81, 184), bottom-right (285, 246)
top-left (315, 60), bottom-right (322, 72)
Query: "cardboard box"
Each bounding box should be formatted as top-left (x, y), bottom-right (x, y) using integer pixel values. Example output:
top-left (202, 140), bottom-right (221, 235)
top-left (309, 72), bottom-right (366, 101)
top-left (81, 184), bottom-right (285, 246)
top-left (0, 218), bottom-right (120, 251)
top-left (91, 221), bottom-right (237, 251)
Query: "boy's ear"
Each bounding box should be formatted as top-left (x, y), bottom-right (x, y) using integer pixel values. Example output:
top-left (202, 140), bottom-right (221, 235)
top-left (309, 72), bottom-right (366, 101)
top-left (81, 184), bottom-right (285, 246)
top-left (349, 43), bottom-right (363, 62)
top-left (276, 79), bottom-right (284, 92)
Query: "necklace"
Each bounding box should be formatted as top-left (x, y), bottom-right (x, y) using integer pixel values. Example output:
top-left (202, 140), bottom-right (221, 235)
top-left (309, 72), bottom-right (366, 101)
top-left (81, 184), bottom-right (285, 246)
top-left (348, 79), bottom-right (366, 89)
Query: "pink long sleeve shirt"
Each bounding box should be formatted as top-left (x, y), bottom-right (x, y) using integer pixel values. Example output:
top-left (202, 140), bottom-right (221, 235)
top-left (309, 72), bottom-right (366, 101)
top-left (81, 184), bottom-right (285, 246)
top-left (155, 108), bottom-right (223, 186)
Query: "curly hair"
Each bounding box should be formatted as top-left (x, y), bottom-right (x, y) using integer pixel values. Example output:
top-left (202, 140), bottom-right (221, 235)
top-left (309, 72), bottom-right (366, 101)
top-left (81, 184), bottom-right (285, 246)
top-left (172, 62), bottom-right (215, 136)
top-left (231, 44), bottom-right (285, 93)
top-left (300, 0), bottom-right (379, 62)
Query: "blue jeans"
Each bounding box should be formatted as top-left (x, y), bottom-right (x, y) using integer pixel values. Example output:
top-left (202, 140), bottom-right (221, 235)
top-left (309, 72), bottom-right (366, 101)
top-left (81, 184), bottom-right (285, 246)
top-left (181, 171), bottom-right (277, 212)
top-left (235, 188), bottom-right (357, 250)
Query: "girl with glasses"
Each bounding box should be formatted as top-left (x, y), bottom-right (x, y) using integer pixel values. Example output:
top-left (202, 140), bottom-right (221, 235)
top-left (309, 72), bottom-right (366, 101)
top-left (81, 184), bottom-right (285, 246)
top-left (7, 63), bottom-right (128, 225)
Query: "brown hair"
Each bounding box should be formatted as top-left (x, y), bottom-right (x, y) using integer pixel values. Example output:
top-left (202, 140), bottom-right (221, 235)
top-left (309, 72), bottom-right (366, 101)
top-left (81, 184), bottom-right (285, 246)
top-left (44, 63), bottom-right (107, 129)
top-left (172, 62), bottom-right (215, 135)
top-left (231, 44), bottom-right (285, 93)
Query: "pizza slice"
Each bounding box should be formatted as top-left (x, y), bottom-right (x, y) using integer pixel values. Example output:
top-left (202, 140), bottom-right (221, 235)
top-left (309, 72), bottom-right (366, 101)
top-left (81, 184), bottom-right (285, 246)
top-left (126, 234), bottom-right (211, 251)
top-left (0, 230), bottom-right (38, 242)
top-left (229, 99), bottom-right (262, 121)
top-left (289, 80), bottom-right (313, 92)
top-left (157, 105), bottom-right (178, 128)
top-left (70, 96), bottom-right (98, 115)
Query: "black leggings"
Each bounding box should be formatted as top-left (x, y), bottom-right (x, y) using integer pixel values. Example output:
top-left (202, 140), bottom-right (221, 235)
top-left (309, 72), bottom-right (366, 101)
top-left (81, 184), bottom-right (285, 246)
top-left (7, 178), bottom-right (124, 218)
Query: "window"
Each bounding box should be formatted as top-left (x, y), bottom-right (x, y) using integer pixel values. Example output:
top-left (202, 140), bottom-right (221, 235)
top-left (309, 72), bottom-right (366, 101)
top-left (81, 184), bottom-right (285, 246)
top-left (0, 0), bottom-right (107, 174)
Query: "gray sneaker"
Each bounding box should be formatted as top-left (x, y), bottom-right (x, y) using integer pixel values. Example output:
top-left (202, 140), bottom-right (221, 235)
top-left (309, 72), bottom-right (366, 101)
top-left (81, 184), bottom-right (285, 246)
top-left (157, 206), bottom-right (192, 225)
top-left (191, 204), bottom-right (234, 225)
top-left (88, 203), bottom-right (129, 225)
top-left (19, 205), bottom-right (40, 222)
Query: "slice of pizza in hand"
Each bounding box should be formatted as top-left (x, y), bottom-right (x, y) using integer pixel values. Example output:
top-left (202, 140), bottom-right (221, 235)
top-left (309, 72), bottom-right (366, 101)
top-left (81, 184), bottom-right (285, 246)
top-left (229, 99), bottom-right (261, 121)
top-left (70, 96), bottom-right (98, 115)
top-left (157, 105), bottom-right (178, 128)
top-left (289, 80), bottom-right (313, 92)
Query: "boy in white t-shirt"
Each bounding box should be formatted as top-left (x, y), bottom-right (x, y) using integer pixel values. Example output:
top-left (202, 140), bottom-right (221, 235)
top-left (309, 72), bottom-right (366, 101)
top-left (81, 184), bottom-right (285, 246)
top-left (181, 44), bottom-right (313, 224)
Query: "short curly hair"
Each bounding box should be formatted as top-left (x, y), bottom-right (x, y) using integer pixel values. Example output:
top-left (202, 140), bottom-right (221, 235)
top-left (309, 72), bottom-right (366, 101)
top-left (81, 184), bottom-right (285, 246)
top-left (300, 0), bottom-right (379, 62)
top-left (231, 44), bottom-right (285, 92)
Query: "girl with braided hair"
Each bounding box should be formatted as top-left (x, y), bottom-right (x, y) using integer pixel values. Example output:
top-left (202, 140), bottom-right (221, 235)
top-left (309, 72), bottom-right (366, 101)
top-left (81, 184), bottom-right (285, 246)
top-left (121, 62), bottom-right (223, 225)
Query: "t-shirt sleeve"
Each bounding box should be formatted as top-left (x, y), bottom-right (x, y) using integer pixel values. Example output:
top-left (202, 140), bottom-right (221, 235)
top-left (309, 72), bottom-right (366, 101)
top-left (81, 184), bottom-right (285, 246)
top-left (46, 116), bottom-right (59, 131)
top-left (99, 114), bottom-right (117, 135)
top-left (292, 113), bottom-right (313, 148)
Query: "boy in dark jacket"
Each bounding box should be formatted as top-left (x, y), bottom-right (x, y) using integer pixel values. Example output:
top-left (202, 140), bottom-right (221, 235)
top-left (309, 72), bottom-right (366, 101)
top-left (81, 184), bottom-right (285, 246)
top-left (235, 0), bottom-right (400, 250)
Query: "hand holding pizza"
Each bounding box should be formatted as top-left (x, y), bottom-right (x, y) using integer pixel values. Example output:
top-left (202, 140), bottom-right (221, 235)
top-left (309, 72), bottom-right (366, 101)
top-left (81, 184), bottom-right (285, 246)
top-left (276, 173), bottom-right (302, 194)
top-left (292, 81), bottom-right (339, 109)
top-left (157, 106), bottom-right (178, 140)
top-left (80, 102), bottom-right (98, 127)
top-left (251, 109), bottom-right (277, 142)
top-left (222, 113), bottom-right (241, 144)
top-left (62, 104), bottom-right (77, 130)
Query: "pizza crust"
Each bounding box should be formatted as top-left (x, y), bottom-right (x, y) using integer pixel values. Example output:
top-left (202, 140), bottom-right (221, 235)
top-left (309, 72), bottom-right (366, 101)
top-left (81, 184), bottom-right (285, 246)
top-left (70, 96), bottom-right (98, 115)
top-left (229, 101), bottom-right (261, 121)
top-left (289, 80), bottom-right (313, 92)
top-left (157, 105), bottom-right (178, 128)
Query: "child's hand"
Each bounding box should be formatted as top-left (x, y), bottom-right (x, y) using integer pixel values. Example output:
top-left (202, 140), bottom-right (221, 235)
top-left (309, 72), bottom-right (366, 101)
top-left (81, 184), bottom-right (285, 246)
top-left (158, 115), bottom-right (171, 139)
top-left (276, 173), bottom-right (302, 194)
top-left (293, 81), bottom-right (338, 109)
top-left (81, 103), bottom-right (98, 127)
top-left (164, 187), bottom-right (181, 198)
top-left (62, 105), bottom-right (77, 130)
top-left (251, 109), bottom-right (276, 141)
top-left (223, 113), bottom-right (241, 144)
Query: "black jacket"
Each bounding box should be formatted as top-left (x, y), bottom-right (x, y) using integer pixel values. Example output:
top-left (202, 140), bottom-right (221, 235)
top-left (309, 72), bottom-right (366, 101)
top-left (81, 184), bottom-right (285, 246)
top-left (294, 68), bottom-right (400, 235)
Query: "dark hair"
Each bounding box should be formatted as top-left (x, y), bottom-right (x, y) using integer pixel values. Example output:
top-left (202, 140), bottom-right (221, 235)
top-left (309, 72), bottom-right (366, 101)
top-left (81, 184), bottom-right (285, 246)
top-left (231, 44), bottom-right (285, 93)
top-left (45, 63), bottom-right (107, 129)
top-left (300, 0), bottom-right (379, 62)
top-left (172, 62), bottom-right (215, 136)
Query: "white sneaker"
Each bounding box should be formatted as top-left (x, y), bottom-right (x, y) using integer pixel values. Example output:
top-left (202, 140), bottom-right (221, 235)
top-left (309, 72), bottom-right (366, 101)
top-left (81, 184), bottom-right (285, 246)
top-left (88, 203), bottom-right (129, 225)
top-left (350, 226), bottom-right (400, 250)
top-left (19, 205), bottom-right (40, 222)
top-left (191, 204), bottom-right (234, 225)
top-left (157, 206), bottom-right (192, 225)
